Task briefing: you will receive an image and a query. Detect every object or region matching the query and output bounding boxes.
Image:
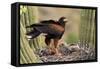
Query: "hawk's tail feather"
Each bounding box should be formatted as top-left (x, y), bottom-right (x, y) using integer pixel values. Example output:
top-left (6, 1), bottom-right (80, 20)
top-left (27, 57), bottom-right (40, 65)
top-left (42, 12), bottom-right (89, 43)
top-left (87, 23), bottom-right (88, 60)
top-left (26, 29), bottom-right (40, 40)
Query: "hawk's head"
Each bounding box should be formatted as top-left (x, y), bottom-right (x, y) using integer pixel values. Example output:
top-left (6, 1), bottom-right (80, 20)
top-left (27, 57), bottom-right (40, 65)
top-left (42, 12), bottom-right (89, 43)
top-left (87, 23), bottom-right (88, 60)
top-left (58, 17), bottom-right (68, 27)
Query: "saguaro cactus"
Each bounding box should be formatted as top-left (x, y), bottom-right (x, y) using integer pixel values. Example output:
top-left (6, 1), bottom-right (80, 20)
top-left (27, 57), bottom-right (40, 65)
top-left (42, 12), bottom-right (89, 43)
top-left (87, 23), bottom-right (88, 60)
top-left (20, 6), bottom-right (44, 64)
top-left (79, 9), bottom-right (96, 49)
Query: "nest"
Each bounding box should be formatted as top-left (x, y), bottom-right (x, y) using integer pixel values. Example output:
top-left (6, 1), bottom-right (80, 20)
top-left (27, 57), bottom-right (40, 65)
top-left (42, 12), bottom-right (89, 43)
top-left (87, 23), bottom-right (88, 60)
top-left (37, 43), bottom-right (95, 62)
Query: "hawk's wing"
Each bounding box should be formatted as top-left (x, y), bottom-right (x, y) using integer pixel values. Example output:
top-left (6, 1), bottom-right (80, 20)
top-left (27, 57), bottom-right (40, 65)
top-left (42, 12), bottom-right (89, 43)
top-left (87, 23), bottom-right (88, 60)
top-left (40, 20), bottom-right (55, 24)
top-left (26, 23), bottom-right (64, 36)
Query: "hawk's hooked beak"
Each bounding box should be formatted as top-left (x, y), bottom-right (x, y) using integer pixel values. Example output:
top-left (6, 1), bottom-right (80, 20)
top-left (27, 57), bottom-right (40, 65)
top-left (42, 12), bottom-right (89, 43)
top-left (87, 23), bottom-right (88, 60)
top-left (62, 17), bottom-right (68, 23)
top-left (59, 17), bottom-right (68, 23)
top-left (63, 18), bottom-right (68, 23)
